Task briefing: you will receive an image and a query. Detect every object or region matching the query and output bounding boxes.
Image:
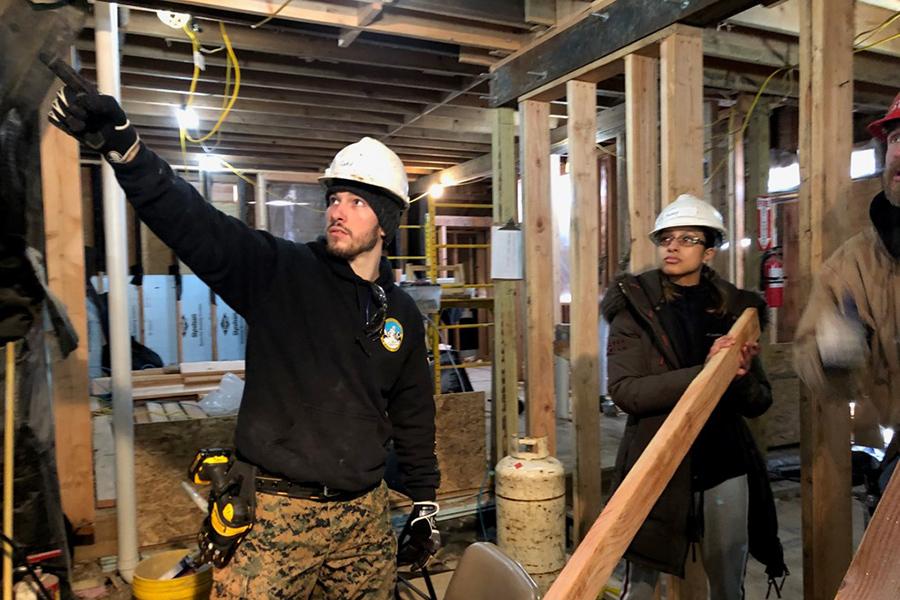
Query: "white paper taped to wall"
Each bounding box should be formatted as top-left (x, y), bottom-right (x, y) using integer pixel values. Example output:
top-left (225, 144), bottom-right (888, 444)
top-left (491, 224), bottom-right (524, 280)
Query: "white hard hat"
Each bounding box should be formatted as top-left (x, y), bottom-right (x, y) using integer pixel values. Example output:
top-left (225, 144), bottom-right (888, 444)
top-left (319, 137), bottom-right (409, 207)
top-left (649, 194), bottom-right (728, 246)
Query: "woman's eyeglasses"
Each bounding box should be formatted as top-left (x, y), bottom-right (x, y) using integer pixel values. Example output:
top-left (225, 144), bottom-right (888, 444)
top-left (364, 283), bottom-right (387, 341)
top-left (654, 234), bottom-right (707, 248)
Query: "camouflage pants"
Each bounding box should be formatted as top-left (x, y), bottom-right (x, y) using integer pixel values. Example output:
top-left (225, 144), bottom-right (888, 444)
top-left (211, 481), bottom-right (396, 599)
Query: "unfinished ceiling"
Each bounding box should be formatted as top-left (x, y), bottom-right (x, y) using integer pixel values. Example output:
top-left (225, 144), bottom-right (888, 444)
top-left (70, 0), bottom-right (899, 180)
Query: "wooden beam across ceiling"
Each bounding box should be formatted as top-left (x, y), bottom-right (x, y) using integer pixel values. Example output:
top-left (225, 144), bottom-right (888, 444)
top-left (489, 0), bottom-right (759, 106)
top-left (126, 113), bottom-right (492, 146)
top-left (702, 28), bottom-right (900, 91)
top-left (76, 35), bottom-right (480, 95)
top-left (112, 10), bottom-right (485, 77)
top-left (137, 127), bottom-right (485, 159)
top-left (146, 0), bottom-right (526, 51)
top-left (153, 149), bottom-right (439, 175)
top-left (78, 53), bottom-right (486, 108)
top-left (727, 0), bottom-right (900, 59)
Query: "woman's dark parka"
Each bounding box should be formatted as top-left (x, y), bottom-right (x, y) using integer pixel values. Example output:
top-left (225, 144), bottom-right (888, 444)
top-left (601, 268), bottom-right (786, 580)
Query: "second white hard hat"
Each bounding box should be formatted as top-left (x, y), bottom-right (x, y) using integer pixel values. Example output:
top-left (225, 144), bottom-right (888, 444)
top-left (649, 194), bottom-right (728, 246)
top-left (319, 137), bottom-right (409, 207)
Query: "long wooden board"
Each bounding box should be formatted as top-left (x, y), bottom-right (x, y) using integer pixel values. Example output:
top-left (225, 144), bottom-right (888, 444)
top-left (41, 105), bottom-right (95, 531)
top-left (520, 99), bottom-right (556, 453)
top-left (543, 309), bottom-right (760, 600)
top-left (567, 80), bottom-right (602, 544)
top-left (834, 466), bottom-right (900, 599)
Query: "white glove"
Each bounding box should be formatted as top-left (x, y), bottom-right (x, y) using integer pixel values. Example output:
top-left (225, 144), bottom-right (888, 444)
top-left (816, 303), bottom-right (867, 370)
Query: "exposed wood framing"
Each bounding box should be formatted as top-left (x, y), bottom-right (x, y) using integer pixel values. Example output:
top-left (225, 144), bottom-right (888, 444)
top-left (624, 53), bottom-right (658, 272)
top-left (543, 309), bottom-right (761, 600)
top-left (566, 80), bottom-right (602, 543)
top-left (797, 1), bottom-right (855, 598)
top-left (549, 103), bottom-right (626, 154)
top-left (660, 29), bottom-right (704, 201)
top-left (41, 114), bottom-right (95, 530)
top-left (160, 0), bottom-right (526, 51)
top-left (834, 467), bottom-right (900, 599)
top-left (409, 154), bottom-right (493, 195)
top-left (489, 0), bottom-right (757, 106)
top-left (338, 2), bottom-right (384, 48)
top-left (525, 0), bottom-right (556, 26)
top-left (520, 100), bottom-right (556, 454)
top-left (491, 107), bottom-right (520, 462)
top-left (727, 106), bottom-right (746, 287)
top-left (702, 28), bottom-right (900, 91)
top-left (434, 215), bottom-right (492, 228)
top-left (744, 102), bottom-right (771, 292)
top-left (109, 11), bottom-right (485, 76)
top-left (727, 0), bottom-right (900, 59)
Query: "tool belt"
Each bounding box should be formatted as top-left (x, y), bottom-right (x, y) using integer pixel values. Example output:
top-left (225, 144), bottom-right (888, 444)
top-left (255, 474), bottom-right (376, 502)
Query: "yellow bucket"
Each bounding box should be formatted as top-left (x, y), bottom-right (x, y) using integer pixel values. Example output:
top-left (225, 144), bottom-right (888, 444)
top-left (132, 550), bottom-right (213, 600)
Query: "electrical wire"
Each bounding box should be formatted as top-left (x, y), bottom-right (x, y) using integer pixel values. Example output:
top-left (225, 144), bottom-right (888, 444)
top-left (250, 0), bottom-right (295, 29)
top-left (180, 21), bottom-right (241, 144)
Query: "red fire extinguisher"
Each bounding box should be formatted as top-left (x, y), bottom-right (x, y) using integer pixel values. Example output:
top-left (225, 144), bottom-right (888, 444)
top-left (761, 248), bottom-right (784, 308)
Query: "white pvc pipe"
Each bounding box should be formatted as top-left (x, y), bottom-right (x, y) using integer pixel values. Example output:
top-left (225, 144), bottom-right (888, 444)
top-left (255, 172), bottom-right (268, 230)
top-left (94, 2), bottom-right (139, 583)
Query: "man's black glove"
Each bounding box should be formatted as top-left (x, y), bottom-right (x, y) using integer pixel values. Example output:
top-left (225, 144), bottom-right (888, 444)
top-left (396, 501), bottom-right (441, 570)
top-left (45, 62), bottom-right (140, 164)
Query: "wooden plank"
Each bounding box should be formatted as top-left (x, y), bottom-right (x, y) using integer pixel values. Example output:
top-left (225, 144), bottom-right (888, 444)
top-left (92, 415), bottom-right (116, 506)
top-left (520, 100), bottom-right (556, 454)
top-left (834, 466), bottom-right (900, 599)
top-left (180, 401), bottom-right (208, 420)
top-left (180, 360), bottom-right (246, 375)
top-left (728, 103), bottom-right (746, 287)
top-left (624, 53), bottom-right (659, 273)
top-left (162, 402), bottom-right (189, 422)
top-left (543, 309), bottom-right (761, 600)
top-left (489, 0), bottom-right (756, 106)
top-left (660, 30), bottom-right (704, 201)
top-left (797, 1), bottom-right (855, 598)
top-left (112, 10), bottom-right (485, 77)
top-left (549, 103), bottom-right (626, 154)
top-left (434, 392), bottom-right (487, 494)
top-left (41, 103), bottom-right (95, 531)
top-left (409, 154), bottom-right (492, 195)
top-left (491, 107), bottom-right (520, 462)
top-left (134, 405), bottom-right (151, 424)
top-left (434, 215), bottom-right (492, 228)
top-left (146, 402), bottom-right (168, 423)
top-left (169, 0), bottom-right (525, 51)
top-left (566, 80), bottom-right (602, 543)
top-left (744, 101), bottom-right (770, 294)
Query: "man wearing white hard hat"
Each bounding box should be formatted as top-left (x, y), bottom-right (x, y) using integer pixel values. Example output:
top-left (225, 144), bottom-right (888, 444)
top-left (48, 72), bottom-right (439, 599)
top-left (600, 195), bottom-right (786, 599)
top-left (794, 92), bottom-right (900, 501)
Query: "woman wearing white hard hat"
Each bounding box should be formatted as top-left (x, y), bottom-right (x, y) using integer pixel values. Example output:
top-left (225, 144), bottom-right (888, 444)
top-left (601, 194), bottom-right (787, 599)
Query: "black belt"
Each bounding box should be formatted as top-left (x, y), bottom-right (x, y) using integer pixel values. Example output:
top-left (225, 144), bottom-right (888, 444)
top-left (255, 475), bottom-right (374, 502)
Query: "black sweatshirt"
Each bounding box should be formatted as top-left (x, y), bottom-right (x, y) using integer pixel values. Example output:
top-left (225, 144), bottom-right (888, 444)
top-left (112, 144), bottom-right (440, 501)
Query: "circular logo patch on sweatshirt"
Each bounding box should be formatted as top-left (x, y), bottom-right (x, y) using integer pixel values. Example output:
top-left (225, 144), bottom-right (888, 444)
top-left (381, 318), bottom-right (403, 352)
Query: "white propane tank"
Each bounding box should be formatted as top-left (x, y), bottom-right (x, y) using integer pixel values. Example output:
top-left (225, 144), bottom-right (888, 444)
top-left (496, 436), bottom-right (566, 593)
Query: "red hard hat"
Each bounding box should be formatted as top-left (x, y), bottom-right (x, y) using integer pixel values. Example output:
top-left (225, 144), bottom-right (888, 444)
top-left (868, 92), bottom-right (900, 141)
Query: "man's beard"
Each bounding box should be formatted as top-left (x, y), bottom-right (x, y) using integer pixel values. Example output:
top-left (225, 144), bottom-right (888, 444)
top-left (325, 222), bottom-right (380, 260)
top-left (883, 157), bottom-right (900, 207)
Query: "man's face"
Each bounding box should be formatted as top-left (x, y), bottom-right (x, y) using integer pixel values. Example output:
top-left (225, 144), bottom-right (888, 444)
top-left (883, 123), bottom-right (900, 207)
top-left (325, 191), bottom-right (383, 259)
